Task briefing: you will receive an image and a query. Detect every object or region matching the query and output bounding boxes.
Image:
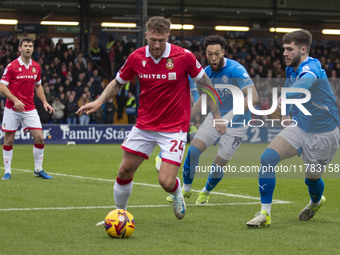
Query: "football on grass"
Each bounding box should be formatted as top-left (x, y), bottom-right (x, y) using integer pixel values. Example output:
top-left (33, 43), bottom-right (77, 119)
top-left (104, 209), bottom-right (135, 238)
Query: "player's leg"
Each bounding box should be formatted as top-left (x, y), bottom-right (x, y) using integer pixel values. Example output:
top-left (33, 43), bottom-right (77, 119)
top-left (29, 129), bottom-right (53, 179)
top-left (299, 128), bottom-right (339, 221)
top-left (247, 135), bottom-right (297, 228)
top-left (182, 138), bottom-right (206, 192)
top-left (197, 127), bottom-right (247, 204)
top-left (196, 155), bottom-right (227, 205)
top-left (298, 175), bottom-right (326, 221)
top-left (1, 107), bottom-right (21, 180)
top-left (2, 131), bottom-right (15, 180)
top-left (114, 150), bottom-right (145, 210)
top-left (165, 136), bottom-right (207, 203)
top-left (116, 126), bottom-right (156, 210)
top-left (158, 131), bottom-right (187, 219)
top-left (22, 109), bottom-right (52, 179)
top-left (182, 113), bottom-right (218, 193)
top-left (159, 161), bottom-right (186, 219)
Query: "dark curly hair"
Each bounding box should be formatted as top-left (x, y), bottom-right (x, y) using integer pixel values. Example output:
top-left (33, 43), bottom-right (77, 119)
top-left (203, 35), bottom-right (227, 51)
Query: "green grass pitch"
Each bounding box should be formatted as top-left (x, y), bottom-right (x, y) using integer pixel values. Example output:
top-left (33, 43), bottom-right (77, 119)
top-left (1, 143), bottom-right (340, 255)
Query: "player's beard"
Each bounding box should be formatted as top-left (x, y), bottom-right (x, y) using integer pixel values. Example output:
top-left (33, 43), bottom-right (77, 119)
top-left (287, 53), bottom-right (301, 69)
top-left (209, 57), bottom-right (224, 71)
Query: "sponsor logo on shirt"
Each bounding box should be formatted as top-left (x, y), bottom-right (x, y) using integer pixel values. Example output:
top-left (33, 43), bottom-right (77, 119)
top-left (166, 59), bottom-right (174, 69)
top-left (138, 74), bottom-right (167, 79)
top-left (16, 75), bottom-right (35, 79)
top-left (168, 72), bottom-right (176, 80)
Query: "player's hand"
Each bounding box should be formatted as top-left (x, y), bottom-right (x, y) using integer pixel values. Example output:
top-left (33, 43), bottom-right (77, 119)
top-left (281, 115), bottom-right (292, 127)
top-left (214, 119), bottom-right (226, 135)
top-left (44, 103), bottom-right (55, 114)
top-left (76, 101), bottom-right (101, 115)
top-left (13, 99), bottom-right (25, 112)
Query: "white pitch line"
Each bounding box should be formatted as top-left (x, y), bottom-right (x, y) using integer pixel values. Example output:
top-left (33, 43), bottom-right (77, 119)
top-left (5, 167), bottom-right (291, 204)
top-left (0, 201), bottom-right (288, 212)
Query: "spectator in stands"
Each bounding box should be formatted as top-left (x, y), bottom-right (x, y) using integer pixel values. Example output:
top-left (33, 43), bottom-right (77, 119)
top-left (92, 69), bottom-right (102, 87)
top-left (106, 36), bottom-right (115, 53)
top-left (65, 94), bottom-right (78, 124)
top-left (92, 96), bottom-right (104, 124)
top-left (74, 52), bottom-right (87, 70)
top-left (124, 37), bottom-right (136, 55)
top-left (126, 92), bottom-right (136, 124)
top-left (43, 84), bottom-right (54, 104)
top-left (90, 42), bottom-right (101, 64)
top-left (108, 46), bottom-right (116, 77)
top-left (104, 98), bottom-right (116, 124)
top-left (52, 96), bottom-right (65, 124)
top-left (77, 92), bottom-right (91, 125)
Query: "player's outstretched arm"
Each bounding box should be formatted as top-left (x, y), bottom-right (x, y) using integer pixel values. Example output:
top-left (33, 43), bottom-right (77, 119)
top-left (35, 84), bottom-right (55, 114)
top-left (0, 82), bottom-right (25, 111)
top-left (76, 78), bottom-right (123, 115)
top-left (195, 73), bottom-right (226, 134)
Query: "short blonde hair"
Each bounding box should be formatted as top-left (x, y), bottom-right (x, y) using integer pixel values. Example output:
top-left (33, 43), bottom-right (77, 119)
top-left (145, 16), bottom-right (171, 34)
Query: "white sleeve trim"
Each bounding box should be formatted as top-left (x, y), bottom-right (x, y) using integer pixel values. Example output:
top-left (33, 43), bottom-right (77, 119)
top-left (116, 73), bottom-right (129, 85)
top-left (35, 80), bottom-right (41, 85)
top-left (191, 68), bottom-right (205, 82)
top-left (241, 83), bottom-right (254, 91)
top-left (0, 79), bottom-right (9, 86)
top-left (299, 71), bottom-right (317, 80)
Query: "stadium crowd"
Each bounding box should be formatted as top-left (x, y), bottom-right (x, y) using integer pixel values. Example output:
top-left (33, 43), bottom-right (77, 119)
top-left (0, 34), bottom-right (340, 125)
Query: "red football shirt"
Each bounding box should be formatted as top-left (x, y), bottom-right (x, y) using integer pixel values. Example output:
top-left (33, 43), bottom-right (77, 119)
top-left (0, 57), bottom-right (42, 111)
top-left (116, 43), bottom-right (204, 132)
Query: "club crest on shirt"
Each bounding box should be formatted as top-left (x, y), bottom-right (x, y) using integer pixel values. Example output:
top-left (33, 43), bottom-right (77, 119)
top-left (221, 75), bottom-right (228, 83)
top-left (166, 59), bottom-right (174, 69)
top-left (32, 67), bottom-right (36, 73)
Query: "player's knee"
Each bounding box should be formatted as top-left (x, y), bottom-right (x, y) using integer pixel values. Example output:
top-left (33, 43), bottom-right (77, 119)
top-left (158, 177), bottom-right (174, 192)
top-left (260, 148), bottom-right (280, 166)
top-left (4, 133), bottom-right (15, 145)
top-left (118, 164), bottom-right (134, 179)
top-left (34, 134), bottom-right (44, 144)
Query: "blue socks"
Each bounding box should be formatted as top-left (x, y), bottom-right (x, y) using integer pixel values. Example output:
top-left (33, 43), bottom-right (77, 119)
top-left (259, 148), bottom-right (280, 204)
top-left (205, 164), bottom-right (224, 192)
top-left (183, 146), bottom-right (202, 185)
top-left (305, 178), bottom-right (324, 202)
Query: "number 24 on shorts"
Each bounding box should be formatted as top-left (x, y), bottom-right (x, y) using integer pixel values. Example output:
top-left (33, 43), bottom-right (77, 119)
top-left (170, 140), bottom-right (184, 152)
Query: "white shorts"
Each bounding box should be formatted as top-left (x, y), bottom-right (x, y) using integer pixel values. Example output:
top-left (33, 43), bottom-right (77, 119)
top-left (194, 113), bottom-right (248, 160)
top-left (278, 126), bottom-right (340, 174)
top-left (121, 126), bottom-right (187, 166)
top-left (1, 107), bottom-right (42, 132)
